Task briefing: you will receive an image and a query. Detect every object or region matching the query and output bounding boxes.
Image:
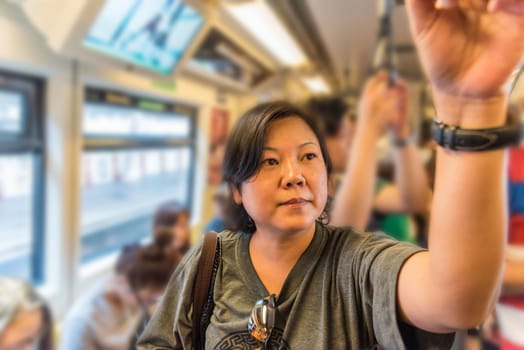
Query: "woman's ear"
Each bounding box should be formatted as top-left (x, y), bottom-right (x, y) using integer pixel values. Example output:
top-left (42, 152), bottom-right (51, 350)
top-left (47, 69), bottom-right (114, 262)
top-left (230, 184), bottom-right (242, 205)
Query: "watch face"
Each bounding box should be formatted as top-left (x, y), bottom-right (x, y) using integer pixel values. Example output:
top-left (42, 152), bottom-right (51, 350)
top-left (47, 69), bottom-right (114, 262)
top-left (454, 130), bottom-right (498, 151)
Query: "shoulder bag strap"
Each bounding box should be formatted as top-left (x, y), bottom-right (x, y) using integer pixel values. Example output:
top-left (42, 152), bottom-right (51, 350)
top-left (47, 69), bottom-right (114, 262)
top-left (192, 231), bottom-right (219, 350)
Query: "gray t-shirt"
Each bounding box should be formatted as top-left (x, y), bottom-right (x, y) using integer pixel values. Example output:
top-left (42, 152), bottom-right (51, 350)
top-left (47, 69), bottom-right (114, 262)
top-left (137, 223), bottom-right (453, 349)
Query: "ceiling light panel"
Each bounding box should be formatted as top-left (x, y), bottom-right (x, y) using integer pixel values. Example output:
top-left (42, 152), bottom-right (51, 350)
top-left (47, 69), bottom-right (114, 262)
top-left (223, 0), bottom-right (308, 67)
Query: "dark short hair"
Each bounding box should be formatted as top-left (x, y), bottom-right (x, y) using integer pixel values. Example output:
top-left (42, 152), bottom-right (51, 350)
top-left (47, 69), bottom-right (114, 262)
top-left (115, 243), bottom-right (177, 291)
top-left (152, 201), bottom-right (189, 231)
top-left (304, 97), bottom-right (351, 137)
top-left (222, 101), bottom-right (332, 233)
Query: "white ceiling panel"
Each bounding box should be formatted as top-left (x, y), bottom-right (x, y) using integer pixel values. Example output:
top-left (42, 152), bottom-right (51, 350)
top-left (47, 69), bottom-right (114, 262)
top-left (304, 0), bottom-right (422, 92)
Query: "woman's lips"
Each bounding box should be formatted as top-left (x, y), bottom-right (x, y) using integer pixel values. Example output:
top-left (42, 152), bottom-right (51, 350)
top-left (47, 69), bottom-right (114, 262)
top-left (280, 198), bottom-right (309, 206)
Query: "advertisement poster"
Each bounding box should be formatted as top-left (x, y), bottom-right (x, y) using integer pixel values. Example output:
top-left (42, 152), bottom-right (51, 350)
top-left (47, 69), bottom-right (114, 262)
top-left (208, 107), bottom-right (229, 185)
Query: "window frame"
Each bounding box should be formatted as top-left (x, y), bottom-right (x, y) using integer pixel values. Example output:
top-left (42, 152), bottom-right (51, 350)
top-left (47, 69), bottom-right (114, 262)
top-left (80, 87), bottom-right (197, 262)
top-left (0, 69), bottom-right (46, 284)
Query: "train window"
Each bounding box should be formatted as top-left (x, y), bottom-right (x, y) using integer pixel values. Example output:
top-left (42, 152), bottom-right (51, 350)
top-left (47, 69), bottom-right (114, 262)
top-left (0, 91), bottom-right (24, 133)
top-left (0, 71), bottom-right (45, 283)
top-left (81, 88), bottom-right (196, 263)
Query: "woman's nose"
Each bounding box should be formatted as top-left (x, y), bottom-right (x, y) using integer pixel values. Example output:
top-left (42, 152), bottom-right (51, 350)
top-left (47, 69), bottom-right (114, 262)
top-left (282, 160), bottom-right (305, 188)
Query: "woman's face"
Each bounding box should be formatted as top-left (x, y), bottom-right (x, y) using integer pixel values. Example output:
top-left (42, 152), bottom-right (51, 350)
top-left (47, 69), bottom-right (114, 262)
top-left (0, 308), bottom-right (43, 350)
top-left (232, 116), bottom-right (328, 235)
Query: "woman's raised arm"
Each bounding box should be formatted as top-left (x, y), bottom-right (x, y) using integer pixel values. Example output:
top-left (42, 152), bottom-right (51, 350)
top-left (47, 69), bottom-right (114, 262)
top-left (397, 0), bottom-right (524, 333)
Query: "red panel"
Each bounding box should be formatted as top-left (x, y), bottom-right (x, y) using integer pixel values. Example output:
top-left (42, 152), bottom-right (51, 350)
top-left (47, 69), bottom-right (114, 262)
top-left (509, 214), bottom-right (524, 245)
top-left (509, 147), bottom-right (524, 182)
top-left (500, 337), bottom-right (524, 350)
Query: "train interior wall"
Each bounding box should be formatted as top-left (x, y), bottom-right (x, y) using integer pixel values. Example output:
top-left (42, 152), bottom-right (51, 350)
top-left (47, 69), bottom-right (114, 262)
top-left (0, 0), bottom-right (266, 319)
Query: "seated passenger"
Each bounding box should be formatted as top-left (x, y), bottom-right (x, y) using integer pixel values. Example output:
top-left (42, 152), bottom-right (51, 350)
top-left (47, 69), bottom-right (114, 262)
top-left (0, 277), bottom-right (54, 350)
top-left (60, 243), bottom-right (177, 350)
top-left (152, 201), bottom-right (191, 259)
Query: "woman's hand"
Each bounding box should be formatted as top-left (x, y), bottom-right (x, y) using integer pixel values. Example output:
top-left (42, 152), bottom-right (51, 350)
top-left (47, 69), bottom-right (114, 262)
top-left (405, 0), bottom-right (524, 98)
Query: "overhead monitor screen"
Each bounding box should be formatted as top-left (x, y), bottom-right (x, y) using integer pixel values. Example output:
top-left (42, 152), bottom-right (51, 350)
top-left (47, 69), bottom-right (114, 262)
top-left (84, 0), bottom-right (204, 75)
top-left (191, 29), bottom-right (272, 87)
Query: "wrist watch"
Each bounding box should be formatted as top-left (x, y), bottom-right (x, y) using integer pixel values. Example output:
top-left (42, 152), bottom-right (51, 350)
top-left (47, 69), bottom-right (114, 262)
top-left (431, 118), bottom-right (523, 151)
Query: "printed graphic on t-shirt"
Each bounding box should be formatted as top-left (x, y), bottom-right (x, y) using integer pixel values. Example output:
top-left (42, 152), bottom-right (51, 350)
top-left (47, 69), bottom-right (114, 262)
top-left (214, 328), bottom-right (290, 350)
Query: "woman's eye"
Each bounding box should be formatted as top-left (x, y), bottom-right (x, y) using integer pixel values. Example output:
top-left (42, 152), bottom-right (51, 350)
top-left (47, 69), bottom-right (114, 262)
top-left (303, 153), bottom-right (317, 160)
top-left (262, 158), bottom-right (278, 166)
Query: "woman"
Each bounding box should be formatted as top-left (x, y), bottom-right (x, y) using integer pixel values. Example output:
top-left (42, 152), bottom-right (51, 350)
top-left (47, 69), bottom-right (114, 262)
top-left (0, 278), bottom-right (54, 350)
top-left (138, 0), bottom-right (524, 348)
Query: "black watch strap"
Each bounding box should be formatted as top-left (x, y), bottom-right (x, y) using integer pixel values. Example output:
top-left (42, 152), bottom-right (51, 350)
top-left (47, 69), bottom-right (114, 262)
top-left (431, 119), bottom-right (523, 151)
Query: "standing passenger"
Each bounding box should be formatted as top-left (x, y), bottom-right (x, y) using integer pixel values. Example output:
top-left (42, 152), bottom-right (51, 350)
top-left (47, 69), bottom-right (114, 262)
top-left (306, 76), bottom-right (431, 243)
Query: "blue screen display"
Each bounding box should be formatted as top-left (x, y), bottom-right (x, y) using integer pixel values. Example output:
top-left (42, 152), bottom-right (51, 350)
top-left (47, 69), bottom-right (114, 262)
top-left (84, 0), bottom-right (204, 75)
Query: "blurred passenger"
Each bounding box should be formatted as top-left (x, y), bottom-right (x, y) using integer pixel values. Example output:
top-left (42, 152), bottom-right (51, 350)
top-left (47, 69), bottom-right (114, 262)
top-left (489, 105), bottom-right (524, 350)
top-left (0, 278), bottom-right (54, 350)
top-left (305, 77), bottom-right (431, 243)
top-left (152, 201), bottom-right (191, 258)
top-left (495, 143), bottom-right (524, 349)
top-left (304, 97), bottom-right (355, 186)
top-left (60, 243), bottom-right (177, 350)
top-left (203, 182), bottom-right (232, 234)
